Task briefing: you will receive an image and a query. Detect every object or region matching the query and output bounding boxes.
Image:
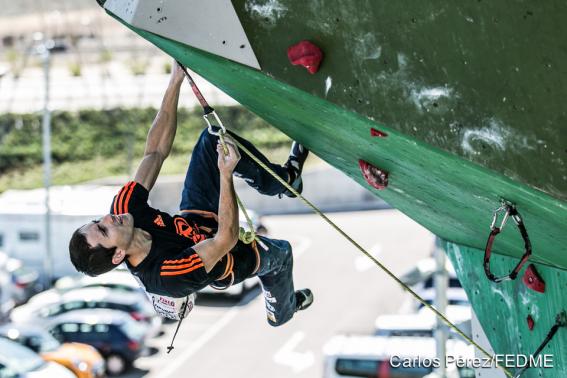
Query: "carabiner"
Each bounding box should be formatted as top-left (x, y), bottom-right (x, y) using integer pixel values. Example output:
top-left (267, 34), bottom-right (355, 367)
top-left (490, 202), bottom-right (511, 231)
top-left (484, 200), bottom-right (532, 283)
top-left (513, 311), bottom-right (566, 378)
top-left (204, 111), bottom-right (226, 136)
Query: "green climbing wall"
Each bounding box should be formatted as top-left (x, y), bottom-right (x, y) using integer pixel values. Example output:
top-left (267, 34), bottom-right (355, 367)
top-left (231, 0), bottom-right (567, 202)
top-left (446, 241), bottom-right (567, 377)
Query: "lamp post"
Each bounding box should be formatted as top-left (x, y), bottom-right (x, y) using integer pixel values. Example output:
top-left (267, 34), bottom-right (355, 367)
top-left (434, 237), bottom-right (448, 378)
top-left (33, 33), bottom-right (53, 289)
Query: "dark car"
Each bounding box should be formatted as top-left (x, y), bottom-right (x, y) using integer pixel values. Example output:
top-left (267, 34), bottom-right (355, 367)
top-left (12, 287), bottom-right (161, 338)
top-left (46, 309), bottom-right (147, 376)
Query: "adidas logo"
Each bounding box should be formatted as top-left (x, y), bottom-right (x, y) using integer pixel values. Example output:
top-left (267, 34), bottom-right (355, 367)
top-left (154, 215), bottom-right (165, 227)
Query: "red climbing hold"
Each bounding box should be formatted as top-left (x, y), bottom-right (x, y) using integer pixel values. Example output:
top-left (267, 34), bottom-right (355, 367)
top-left (370, 128), bottom-right (388, 138)
top-left (527, 315), bottom-right (535, 331)
top-left (359, 160), bottom-right (388, 190)
top-left (522, 264), bottom-right (546, 293)
top-left (287, 40), bottom-right (323, 74)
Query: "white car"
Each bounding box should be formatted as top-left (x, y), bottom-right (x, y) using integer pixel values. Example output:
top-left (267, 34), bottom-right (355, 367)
top-left (199, 277), bottom-right (259, 298)
top-left (0, 270), bottom-right (16, 321)
top-left (323, 334), bottom-right (474, 378)
top-left (11, 286), bottom-right (162, 338)
top-left (55, 269), bottom-right (143, 294)
top-left (414, 287), bottom-right (470, 311)
top-left (0, 338), bottom-right (76, 378)
top-left (375, 306), bottom-right (472, 339)
top-left (400, 257), bottom-right (462, 289)
top-left (0, 251), bottom-right (41, 305)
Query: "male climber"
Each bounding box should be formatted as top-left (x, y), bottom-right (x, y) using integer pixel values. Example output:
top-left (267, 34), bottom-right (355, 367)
top-left (68, 62), bottom-right (312, 326)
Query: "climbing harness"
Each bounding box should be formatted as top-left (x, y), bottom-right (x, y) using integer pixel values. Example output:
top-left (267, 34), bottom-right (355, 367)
top-left (130, 274), bottom-right (195, 354)
top-left (176, 62), bottom-right (516, 377)
top-left (484, 200), bottom-right (532, 283)
top-left (513, 311), bottom-right (566, 378)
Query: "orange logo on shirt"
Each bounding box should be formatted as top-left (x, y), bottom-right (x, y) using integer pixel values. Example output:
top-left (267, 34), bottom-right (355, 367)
top-left (174, 217), bottom-right (206, 243)
top-left (154, 215), bottom-right (165, 227)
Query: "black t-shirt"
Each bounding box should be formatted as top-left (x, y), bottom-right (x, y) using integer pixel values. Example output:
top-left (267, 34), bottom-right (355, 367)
top-left (111, 181), bottom-right (258, 298)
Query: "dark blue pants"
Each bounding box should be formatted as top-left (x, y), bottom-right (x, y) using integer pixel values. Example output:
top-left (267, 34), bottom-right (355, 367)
top-left (180, 128), bottom-right (296, 326)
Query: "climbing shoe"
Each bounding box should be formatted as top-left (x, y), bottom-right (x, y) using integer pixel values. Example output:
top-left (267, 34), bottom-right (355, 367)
top-left (282, 142), bottom-right (309, 198)
top-left (295, 289), bottom-right (314, 312)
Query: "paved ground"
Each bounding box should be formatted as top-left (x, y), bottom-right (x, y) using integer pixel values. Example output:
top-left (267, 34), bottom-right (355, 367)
top-left (119, 209), bottom-right (434, 378)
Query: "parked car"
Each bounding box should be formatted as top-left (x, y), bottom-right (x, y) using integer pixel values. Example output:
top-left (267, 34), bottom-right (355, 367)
top-left (0, 337), bottom-right (77, 378)
top-left (0, 323), bottom-right (105, 378)
top-left (0, 252), bottom-right (41, 305)
top-left (323, 334), bottom-right (474, 378)
top-left (375, 306), bottom-right (472, 339)
top-left (400, 257), bottom-right (462, 289)
top-left (11, 286), bottom-right (161, 338)
top-left (54, 270), bottom-right (142, 295)
top-left (46, 309), bottom-right (147, 375)
top-left (0, 270), bottom-right (15, 321)
top-left (415, 288), bottom-right (470, 311)
top-left (198, 276), bottom-right (259, 298)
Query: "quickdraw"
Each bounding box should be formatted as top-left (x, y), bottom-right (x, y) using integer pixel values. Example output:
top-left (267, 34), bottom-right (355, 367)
top-left (513, 311), bottom-right (566, 378)
top-left (177, 61), bottom-right (257, 247)
top-left (484, 200), bottom-right (532, 283)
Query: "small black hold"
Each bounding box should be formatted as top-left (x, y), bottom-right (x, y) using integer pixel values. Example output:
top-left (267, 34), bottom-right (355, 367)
top-left (357, 99), bottom-right (363, 104)
top-left (432, 102), bottom-right (438, 108)
top-left (411, 17), bottom-right (417, 23)
top-left (335, 17), bottom-right (340, 22)
top-left (264, 17), bottom-right (269, 22)
top-left (240, 44), bottom-right (245, 49)
top-left (222, 40), bottom-right (226, 45)
top-left (157, 7), bottom-right (161, 12)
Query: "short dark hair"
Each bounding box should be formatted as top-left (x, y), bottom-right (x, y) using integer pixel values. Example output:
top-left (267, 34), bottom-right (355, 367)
top-left (69, 227), bottom-right (118, 277)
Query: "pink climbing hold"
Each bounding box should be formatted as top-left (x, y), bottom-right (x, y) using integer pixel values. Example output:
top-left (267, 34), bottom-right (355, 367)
top-left (370, 128), bottom-right (388, 138)
top-left (287, 40), bottom-right (324, 74)
top-left (522, 264), bottom-right (546, 293)
top-left (359, 160), bottom-right (388, 190)
top-left (527, 315), bottom-right (535, 331)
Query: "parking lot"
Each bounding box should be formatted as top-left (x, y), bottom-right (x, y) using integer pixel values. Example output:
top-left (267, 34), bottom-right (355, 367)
top-left (121, 209), bottom-right (434, 378)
